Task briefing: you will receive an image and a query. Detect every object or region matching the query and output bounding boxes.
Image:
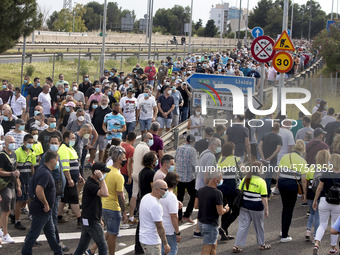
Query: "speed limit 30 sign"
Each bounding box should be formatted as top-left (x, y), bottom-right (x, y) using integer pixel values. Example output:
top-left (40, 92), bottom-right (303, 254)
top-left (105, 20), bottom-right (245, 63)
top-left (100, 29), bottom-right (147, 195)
top-left (272, 52), bottom-right (293, 73)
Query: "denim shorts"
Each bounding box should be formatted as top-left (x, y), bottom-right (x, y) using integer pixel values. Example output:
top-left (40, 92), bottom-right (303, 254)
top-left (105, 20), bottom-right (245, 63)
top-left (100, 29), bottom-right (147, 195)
top-left (199, 222), bottom-right (219, 245)
top-left (102, 209), bottom-right (122, 235)
top-left (157, 117), bottom-right (172, 129)
top-left (140, 118), bottom-right (152, 131)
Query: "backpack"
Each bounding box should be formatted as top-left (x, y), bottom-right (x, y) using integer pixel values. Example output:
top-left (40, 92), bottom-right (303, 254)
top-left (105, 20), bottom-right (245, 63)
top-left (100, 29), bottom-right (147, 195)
top-left (326, 176), bottom-right (340, 205)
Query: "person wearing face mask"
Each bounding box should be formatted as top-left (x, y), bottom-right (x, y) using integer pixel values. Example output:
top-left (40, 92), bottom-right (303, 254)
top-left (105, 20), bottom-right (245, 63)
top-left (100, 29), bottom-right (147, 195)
top-left (38, 84), bottom-right (52, 118)
top-left (102, 102), bottom-right (127, 142)
top-left (31, 113), bottom-right (48, 132)
top-left (38, 116), bottom-right (63, 153)
top-left (153, 154), bottom-right (175, 182)
top-left (108, 67), bottom-right (120, 86)
top-left (232, 162), bottom-right (270, 253)
top-left (0, 80), bottom-right (13, 105)
top-left (55, 73), bottom-right (68, 87)
top-left (74, 124), bottom-right (94, 177)
top-left (84, 80), bottom-right (99, 105)
top-left (29, 127), bottom-right (44, 164)
top-left (103, 86), bottom-right (117, 108)
top-left (57, 131), bottom-right (84, 226)
top-left (72, 82), bottom-right (85, 105)
top-left (88, 99), bottom-right (98, 119)
top-left (87, 84), bottom-right (103, 110)
top-left (194, 171), bottom-right (229, 254)
top-left (25, 105), bottom-right (44, 131)
top-left (144, 60), bottom-right (157, 87)
top-left (20, 76), bottom-right (33, 98)
top-left (26, 77), bottom-right (42, 118)
top-left (73, 162), bottom-right (109, 255)
top-left (188, 105), bottom-right (205, 141)
top-left (0, 135), bottom-right (21, 244)
top-left (111, 82), bottom-right (121, 103)
top-left (55, 83), bottom-right (67, 118)
top-left (137, 86), bottom-right (157, 135)
top-left (78, 74), bottom-right (92, 95)
top-left (14, 134), bottom-right (36, 231)
top-left (9, 87), bottom-right (26, 120)
top-left (6, 119), bottom-right (28, 151)
top-left (139, 179), bottom-right (171, 255)
top-left (119, 87), bottom-right (138, 141)
top-left (157, 60), bottom-right (169, 86)
top-left (21, 151), bottom-right (66, 255)
top-left (100, 146), bottom-right (127, 255)
top-left (1, 108), bottom-right (16, 135)
top-left (170, 83), bottom-right (183, 128)
top-left (59, 102), bottom-right (75, 133)
top-left (157, 85), bottom-right (175, 135)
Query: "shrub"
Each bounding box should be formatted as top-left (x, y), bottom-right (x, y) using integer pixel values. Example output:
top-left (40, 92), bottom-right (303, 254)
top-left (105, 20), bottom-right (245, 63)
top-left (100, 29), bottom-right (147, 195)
top-left (25, 65), bottom-right (35, 77)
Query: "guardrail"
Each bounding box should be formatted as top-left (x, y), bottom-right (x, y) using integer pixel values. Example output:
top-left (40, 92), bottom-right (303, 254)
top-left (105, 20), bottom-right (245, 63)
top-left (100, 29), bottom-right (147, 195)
top-left (161, 120), bottom-right (189, 150)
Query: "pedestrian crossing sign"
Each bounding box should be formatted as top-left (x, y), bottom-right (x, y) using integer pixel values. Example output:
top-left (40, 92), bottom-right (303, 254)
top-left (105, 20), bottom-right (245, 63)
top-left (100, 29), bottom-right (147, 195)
top-left (273, 30), bottom-right (295, 51)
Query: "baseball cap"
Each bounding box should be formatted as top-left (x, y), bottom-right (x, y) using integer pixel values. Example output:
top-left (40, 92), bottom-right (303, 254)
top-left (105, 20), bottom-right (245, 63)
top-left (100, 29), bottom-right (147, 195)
top-left (313, 128), bottom-right (326, 137)
top-left (92, 162), bottom-right (111, 173)
top-left (127, 87), bottom-right (135, 93)
top-left (65, 102), bottom-right (76, 108)
top-left (15, 119), bottom-right (25, 125)
top-left (205, 127), bottom-right (214, 136)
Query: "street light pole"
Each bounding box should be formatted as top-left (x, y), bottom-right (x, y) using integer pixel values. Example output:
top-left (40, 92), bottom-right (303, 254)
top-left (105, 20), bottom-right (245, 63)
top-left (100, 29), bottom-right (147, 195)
top-left (278, 0), bottom-right (289, 113)
top-left (72, 8), bottom-right (75, 32)
top-left (290, 0), bottom-right (294, 38)
top-left (99, 0), bottom-right (107, 78)
top-left (237, 0), bottom-right (242, 50)
top-left (308, 1), bottom-right (312, 42)
top-left (188, 0), bottom-right (193, 53)
top-left (220, 8), bottom-right (224, 48)
top-left (147, 0), bottom-right (154, 59)
top-left (245, 0), bottom-right (249, 46)
top-left (145, 0), bottom-right (150, 44)
top-left (331, 0), bottom-right (334, 20)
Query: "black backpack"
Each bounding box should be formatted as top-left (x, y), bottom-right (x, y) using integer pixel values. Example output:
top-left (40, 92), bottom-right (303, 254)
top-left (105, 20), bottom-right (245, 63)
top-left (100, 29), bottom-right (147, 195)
top-left (326, 177), bottom-right (340, 205)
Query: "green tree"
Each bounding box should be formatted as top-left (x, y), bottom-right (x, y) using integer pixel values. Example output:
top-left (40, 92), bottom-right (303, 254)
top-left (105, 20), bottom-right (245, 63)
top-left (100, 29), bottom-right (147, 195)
top-left (195, 19), bottom-right (203, 30)
top-left (248, 0), bottom-right (273, 29)
top-left (107, 2), bottom-right (121, 30)
top-left (314, 23), bottom-right (340, 73)
top-left (204, 20), bottom-right (218, 37)
top-left (47, 11), bottom-right (58, 30)
top-left (83, 1), bottom-right (103, 31)
top-left (0, 0), bottom-right (42, 53)
top-left (51, 4), bottom-right (87, 32)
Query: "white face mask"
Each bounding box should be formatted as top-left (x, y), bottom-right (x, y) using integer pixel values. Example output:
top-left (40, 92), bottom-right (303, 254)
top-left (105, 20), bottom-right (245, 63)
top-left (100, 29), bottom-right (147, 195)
top-left (167, 90), bottom-right (172, 95)
top-left (73, 87), bottom-right (77, 91)
top-left (33, 135), bottom-right (38, 142)
top-left (195, 111), bottom-right (200, 116)
top-left (35, 120), bottom-right (41, 126)
top-left (83, 133), bottom-right (90, 139)
top-left (77, 116), bottom-right (85, 122)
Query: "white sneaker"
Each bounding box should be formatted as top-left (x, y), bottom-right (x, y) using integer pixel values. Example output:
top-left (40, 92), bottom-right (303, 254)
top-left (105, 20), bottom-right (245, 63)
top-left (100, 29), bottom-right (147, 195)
top-left (120, 223), bottom-right (129, 229)
top-left (279, 231), bottom-right (282, 237)
top-left (2, 233), bottom-right (15, 244)
top-left (0, 228), bottom-right (3, 238)
top-left (280, 236), bottom-right (292, 243)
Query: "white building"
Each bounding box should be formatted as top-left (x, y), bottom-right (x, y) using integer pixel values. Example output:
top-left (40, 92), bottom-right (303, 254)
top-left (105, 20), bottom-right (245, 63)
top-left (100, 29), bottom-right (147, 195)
top-left (209, 3), bottom-right (229, 34)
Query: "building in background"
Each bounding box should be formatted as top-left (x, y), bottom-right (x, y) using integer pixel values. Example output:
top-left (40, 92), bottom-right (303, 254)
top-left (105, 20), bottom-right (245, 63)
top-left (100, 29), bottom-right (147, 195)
top-left (209, 3), bottom-right (229, 34)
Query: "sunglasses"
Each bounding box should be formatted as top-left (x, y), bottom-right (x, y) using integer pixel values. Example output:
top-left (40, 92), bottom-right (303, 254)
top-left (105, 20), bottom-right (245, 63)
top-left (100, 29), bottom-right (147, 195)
top-left (159, 188), bottom-right (168, 191)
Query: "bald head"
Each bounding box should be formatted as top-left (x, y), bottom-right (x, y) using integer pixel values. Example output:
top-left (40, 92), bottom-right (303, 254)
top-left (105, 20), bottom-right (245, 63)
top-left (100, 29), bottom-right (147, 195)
top-left (152, 180), bottom-right (168, 199)
top-left (153, 180), bottom-right (167, 190)
top-left (2, 104), bottom-right (11, 111)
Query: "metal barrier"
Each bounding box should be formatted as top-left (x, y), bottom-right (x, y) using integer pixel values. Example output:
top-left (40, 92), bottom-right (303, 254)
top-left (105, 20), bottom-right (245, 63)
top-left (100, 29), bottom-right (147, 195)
top-left (161, 120), bottom-right (189, 149)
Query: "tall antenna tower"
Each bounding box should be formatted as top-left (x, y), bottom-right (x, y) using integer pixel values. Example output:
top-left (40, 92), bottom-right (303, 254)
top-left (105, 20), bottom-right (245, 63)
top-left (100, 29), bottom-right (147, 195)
top-left (63, 0), bottom-right (72, 11)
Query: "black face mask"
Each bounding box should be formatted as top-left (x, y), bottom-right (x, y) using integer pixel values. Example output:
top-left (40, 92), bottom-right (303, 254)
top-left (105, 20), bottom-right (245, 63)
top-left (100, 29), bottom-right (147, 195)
top-left (121, 160), bottom-right (127, 168)
top-left (112, 110), bottom-right (118, 115)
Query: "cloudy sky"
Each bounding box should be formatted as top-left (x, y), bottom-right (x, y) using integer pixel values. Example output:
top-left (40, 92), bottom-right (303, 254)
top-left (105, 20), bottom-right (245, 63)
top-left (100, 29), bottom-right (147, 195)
top-left (37, 0), bottom-right (338, 25)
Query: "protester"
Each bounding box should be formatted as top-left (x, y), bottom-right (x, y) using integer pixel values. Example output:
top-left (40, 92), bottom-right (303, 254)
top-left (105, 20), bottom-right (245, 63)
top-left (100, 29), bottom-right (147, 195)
top-left (233, 162), bottom-right (270, 252)
top-left (188, 105), bottom-right (205, 141)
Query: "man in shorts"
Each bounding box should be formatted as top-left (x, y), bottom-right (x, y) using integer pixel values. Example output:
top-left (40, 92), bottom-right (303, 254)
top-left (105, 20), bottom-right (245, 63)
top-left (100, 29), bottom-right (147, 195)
top-left (0, 135), bottom-right (21, 243)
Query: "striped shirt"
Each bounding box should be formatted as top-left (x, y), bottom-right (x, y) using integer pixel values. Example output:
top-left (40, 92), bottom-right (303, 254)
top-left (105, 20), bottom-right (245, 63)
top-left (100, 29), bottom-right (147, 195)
top-left (15, 146), bottom-right (36, 184)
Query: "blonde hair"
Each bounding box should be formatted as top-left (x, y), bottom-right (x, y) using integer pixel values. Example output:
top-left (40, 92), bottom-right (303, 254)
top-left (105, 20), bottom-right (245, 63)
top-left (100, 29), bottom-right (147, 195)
top-left (330, 154), bottom-right (340, 170)
top-left (315, 149), bottom-right (330, 165)
top-left (294, 139), bottom-right (305, 154)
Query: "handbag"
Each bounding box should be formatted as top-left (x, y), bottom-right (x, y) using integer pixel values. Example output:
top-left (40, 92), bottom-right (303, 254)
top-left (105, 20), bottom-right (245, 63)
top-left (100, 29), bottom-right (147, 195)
top-left (233, 181), bottom-right (245, 210)
top-left (289, 153), bottom-right (303, 195)
top-left (326, 176), bottom-right (340, 205)
top-left (0, 152), bottom-right (14, 191)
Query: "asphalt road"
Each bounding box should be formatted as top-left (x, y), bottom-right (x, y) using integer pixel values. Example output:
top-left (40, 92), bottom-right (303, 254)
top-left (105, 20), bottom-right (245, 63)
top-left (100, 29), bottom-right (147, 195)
top-left (1, 190), bottom-right (338, 255)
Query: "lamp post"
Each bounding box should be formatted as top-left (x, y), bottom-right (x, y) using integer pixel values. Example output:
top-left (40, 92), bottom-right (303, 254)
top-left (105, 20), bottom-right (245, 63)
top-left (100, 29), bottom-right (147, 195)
top-left (308, 1), bottom-right (312, 42)
top-left (237, 0), bottom-right (242, 50)
top-left (188, 0), bottom-right (193, 53)
top-left (99, 0), bottom-right (107, 78)
top-left (147, 0), bottom-right (154, 59)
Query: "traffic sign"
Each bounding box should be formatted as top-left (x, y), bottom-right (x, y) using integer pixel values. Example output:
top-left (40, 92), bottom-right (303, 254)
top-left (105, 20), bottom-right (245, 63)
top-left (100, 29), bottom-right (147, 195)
top-left (272, 52), bottom-right (293, 73)
top-left (273, 30), bottom-right (295, 51)
top-left (287, 29), bottom-right (291, 37)
top-left (186, 73), bottom-right (255, 94)
top-left (251, 36), bottom-right (276, 63)
top-left (251, 27), bottom-right (264, 38)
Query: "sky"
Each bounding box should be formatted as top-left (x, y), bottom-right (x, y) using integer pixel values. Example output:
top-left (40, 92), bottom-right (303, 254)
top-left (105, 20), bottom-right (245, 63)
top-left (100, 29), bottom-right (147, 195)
top-left (37, 0), bottom-right (338, 25)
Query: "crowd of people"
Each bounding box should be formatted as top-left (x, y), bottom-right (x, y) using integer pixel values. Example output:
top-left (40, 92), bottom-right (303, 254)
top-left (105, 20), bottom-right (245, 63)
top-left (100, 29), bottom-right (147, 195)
top-left (0, 44), bottom-right (337, 255)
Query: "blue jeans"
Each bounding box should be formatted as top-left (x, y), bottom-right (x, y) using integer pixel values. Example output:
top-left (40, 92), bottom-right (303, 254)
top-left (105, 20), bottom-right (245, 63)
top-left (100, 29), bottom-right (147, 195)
top-left (180, 107), bottom-right (189, 122)
top-left (199, 222), bottom-right (219, 245)
top-left (140, 118), bottom-right (152, 132)
top-left (162, 234), bottom-right (178, 255)
top-left (52, 196), bottom-right (61, 243)
top-left (102, 209), bottom-right (121, 235)
top-left (307, 199), bottom-right (320, 237)
top-left (123, 174), bottom-right (133, 202)
top-left (74, 222), bottom-right (108, 255)
top-left (122, 121), bottom-right (136, 140)
top-left (22, 213), bottom-right (62, 255)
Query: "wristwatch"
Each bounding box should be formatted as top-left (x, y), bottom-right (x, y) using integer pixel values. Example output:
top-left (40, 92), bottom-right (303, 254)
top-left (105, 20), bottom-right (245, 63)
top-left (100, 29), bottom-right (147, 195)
top-left (174, 231), bottom-right (181, 236)
top-left (10, 172), bottom-right (13, 177)
top-left (99, 176), bottom-right (105, 182)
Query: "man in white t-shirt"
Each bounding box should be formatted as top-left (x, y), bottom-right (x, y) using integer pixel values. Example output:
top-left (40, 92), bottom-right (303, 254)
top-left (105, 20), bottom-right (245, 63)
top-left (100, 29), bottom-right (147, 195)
top-left (277, 120), bottom-right (295, 163)
top-left (9, 87), bottom-right (26, 120)
top-left (321, 107), bottom-right (336, 128)
top-left (159, 172), bottom-right (181, 255)
top-left (137, 86), bottom-right (157, 135)
top-left (38, 84), bottom-right (51, 116)
top-left (119, 87), bottom-right (138, 141)
top-left (139, 180), bottom-right (171, 255)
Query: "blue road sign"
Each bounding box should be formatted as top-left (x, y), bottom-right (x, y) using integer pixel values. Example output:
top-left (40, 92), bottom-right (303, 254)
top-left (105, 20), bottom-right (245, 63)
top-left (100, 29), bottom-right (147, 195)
top-left (327, 20), bottom-right (335, 31)
top-left (186, 73), bottom-right (255, 94)
top-left (251, 27), bottom-right (264, 39)
top-left (287, 29), bottom-right (291, 37)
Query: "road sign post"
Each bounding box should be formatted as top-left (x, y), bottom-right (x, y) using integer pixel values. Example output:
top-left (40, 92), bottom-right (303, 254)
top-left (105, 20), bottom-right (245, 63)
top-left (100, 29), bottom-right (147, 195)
top-left (251, 27), bottom-right (264, 39)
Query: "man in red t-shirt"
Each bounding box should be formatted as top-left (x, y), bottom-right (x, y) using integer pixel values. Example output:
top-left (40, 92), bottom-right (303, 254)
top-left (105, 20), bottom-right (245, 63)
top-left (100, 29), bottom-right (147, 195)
top-left (144, 60), bottom-right (157, 87)
top-left (121, 131), bottom-right (137, 202)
